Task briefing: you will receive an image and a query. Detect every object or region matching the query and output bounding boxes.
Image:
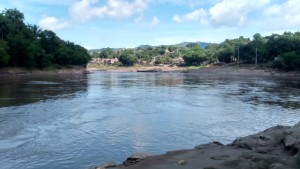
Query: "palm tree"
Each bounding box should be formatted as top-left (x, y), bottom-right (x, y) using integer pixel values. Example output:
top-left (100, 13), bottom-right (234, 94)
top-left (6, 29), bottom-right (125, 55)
top-left (28, 24), bottom-right (42, 39)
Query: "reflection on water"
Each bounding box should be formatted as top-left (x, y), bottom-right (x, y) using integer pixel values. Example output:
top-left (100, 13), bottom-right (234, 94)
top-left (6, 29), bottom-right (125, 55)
top-left (0, 74), bottom-right (88, 107)
top-left (0, 72), bottom-right (299, 169)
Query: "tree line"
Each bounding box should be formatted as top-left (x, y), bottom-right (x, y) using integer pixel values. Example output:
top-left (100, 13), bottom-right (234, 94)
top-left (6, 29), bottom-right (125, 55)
top-left (91, 32), bottom-right (300, 71)
top-left (0, 9), bottom-right (91, 68)
top-left (208, 32), bottom-right (300, 70)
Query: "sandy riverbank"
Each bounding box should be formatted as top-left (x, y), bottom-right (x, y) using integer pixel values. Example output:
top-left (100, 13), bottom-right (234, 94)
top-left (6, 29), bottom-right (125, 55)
top-left (95, 122), bottom-right (300, 169)
top-left (87, 65), bottom-right (186, 73)
top-left (1, 65), bottom-right (298, 78)
top-left (88, 65), bottom-right (300, 78)
top-left (187, 65), bottom-right (300, 78)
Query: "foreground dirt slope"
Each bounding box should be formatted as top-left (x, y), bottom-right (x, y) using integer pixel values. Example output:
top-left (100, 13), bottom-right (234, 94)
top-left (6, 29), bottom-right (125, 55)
top-left (100, 123), bottom-right (300, 169)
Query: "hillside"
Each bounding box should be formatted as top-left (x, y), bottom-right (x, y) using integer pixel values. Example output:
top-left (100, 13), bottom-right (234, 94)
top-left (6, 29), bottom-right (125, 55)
top-left (88, 41), bottom-right (211, 53)
top-left (172, 41), bottom-right (211, 48)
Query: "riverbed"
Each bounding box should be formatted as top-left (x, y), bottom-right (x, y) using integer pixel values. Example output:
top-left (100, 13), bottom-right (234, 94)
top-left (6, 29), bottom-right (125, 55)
top-left (0, 72), bottom-right (299, 169)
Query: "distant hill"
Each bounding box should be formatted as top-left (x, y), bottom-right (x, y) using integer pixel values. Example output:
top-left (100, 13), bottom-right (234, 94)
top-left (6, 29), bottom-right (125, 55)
top-left (135, 42), bottom-right (211, 49)
top-left (88, 48), bottom-right (122, 53)
top-left (89, 41), bottom-right (211, 53)
top-left (135, 45), bottom-right (153, 50)
top-left (173, 41), bottom-right (211, 48)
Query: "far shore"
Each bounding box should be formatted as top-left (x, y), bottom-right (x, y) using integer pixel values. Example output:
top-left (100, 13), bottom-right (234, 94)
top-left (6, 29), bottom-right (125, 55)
top-left (87, 64), bottom-right (300, 78)
top-left (0, 65), bottom-right (299, 79)
top-left (87, 65), bottom-right (186, 73)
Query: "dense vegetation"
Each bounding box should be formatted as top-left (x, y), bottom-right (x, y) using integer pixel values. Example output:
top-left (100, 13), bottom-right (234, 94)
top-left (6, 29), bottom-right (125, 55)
top-left (0, 9), bottom-right (91, 68)
top-left (91, 32), bottom-right (300, 71)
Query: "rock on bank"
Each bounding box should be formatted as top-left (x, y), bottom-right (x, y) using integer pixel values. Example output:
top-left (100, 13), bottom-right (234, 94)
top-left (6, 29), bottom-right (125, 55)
top-left (97, 122), bottom-right (300, 169)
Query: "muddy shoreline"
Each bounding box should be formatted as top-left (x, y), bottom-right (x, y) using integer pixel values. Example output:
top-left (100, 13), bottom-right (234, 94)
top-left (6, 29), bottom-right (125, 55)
top-left (95, 122), bottom-right (300, 169)
top-left (87, 65), bottom-right (186, 73)
top-left (88, 65), bottom-right (300, 79)
top-left (1, 65), bottom-right (299, 79)
top-left (0, 66), bottom-right (88, 76)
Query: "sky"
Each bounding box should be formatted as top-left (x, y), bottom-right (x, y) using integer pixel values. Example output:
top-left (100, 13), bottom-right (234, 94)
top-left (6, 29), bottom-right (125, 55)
top-left (1, 0), bottom-right (300, 49)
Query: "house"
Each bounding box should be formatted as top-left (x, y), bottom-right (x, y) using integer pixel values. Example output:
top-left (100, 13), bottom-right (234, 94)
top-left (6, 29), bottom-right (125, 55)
top-left (90, 58), bottom-right (119, 65)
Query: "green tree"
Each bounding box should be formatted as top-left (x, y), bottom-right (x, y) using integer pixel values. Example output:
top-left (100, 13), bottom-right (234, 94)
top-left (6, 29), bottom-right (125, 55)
top-left (217, 48), bottom-right (234, 63)
top-left (7, 33), bottom-right (39, 67)
top-left (71, 44), bottom-right (91, 65)
top-left (0, 15), bottom-right (9, 40)
top-left (282, 52), bottom-right (300, 70)
top-left (155, 56), bottom-right (174, 65)
top-left (205, 44), bottom-right (219, 60)
top-left (3, 8), bottom-right (26, 35)
top-left (0, 40), bottom-right (10, 66)
top-left (28, 24), bottom-right (42, 39)
top-left (99, 48), bottom-right (113, 58)
top-left (168, 46), bottom-right (176, 53)
top-left (40, 30), bottom-right (62, 55)
top-left (186, 43), bottom-right (198, 48)
top-left (3, 8), bottom-right (24, 23)
top-left (238, 35), bottom-right (267, 64)
top-left (119, 51), bottom-right (137, 66)
top-left (99, 50), bottom-right (108, 58)
top-left (55, 42), bottom-right (90, 66)
top-left (0, 8), bottom-right (91, 68)
top-left (153, 46), bottom-right (166, 55)
top-left (183, 48), bottom-right (207, 66)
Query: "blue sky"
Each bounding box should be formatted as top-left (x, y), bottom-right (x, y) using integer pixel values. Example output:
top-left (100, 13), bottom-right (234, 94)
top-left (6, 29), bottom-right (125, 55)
top-left (1, 0), bottom-right (300, 49)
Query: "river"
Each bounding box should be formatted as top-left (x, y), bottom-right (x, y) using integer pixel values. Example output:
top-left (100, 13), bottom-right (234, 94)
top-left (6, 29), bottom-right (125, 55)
top-left (0, 72), bottom-right (299, 169)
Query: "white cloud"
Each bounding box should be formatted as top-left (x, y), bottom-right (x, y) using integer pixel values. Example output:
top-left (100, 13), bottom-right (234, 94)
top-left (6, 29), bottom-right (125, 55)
top-left (27, 0), bottom-right (77, 6)
top-left (155, 0), bottom-right (185, 5)
top-left (106, 0), bottom-right (148, 18)
top-left (38, 16), bottom-right (69, 31)
top-left (173, 15), bottom-right (182, 23)
top-left (209, 0), bottom-right (270, 26)
top-left (155, 0), bottom-right (207, 8)
top-left (173, 0), bottom-right (270, 27)
top-left (150, 17), bottom-right (160, 27)
top-left (173, 9), bottom-right (208, 24)
top-left (264, 0), bottom-right (300, 26)
top-left (69, 0), bottom-right (106, 22)
top-left (69, 0), bottom-right (149, 22)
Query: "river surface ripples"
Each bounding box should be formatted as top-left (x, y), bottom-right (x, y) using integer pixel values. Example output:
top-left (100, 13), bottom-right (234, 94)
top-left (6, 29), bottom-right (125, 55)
top-left (0, 72), bottom-right (299, 169)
